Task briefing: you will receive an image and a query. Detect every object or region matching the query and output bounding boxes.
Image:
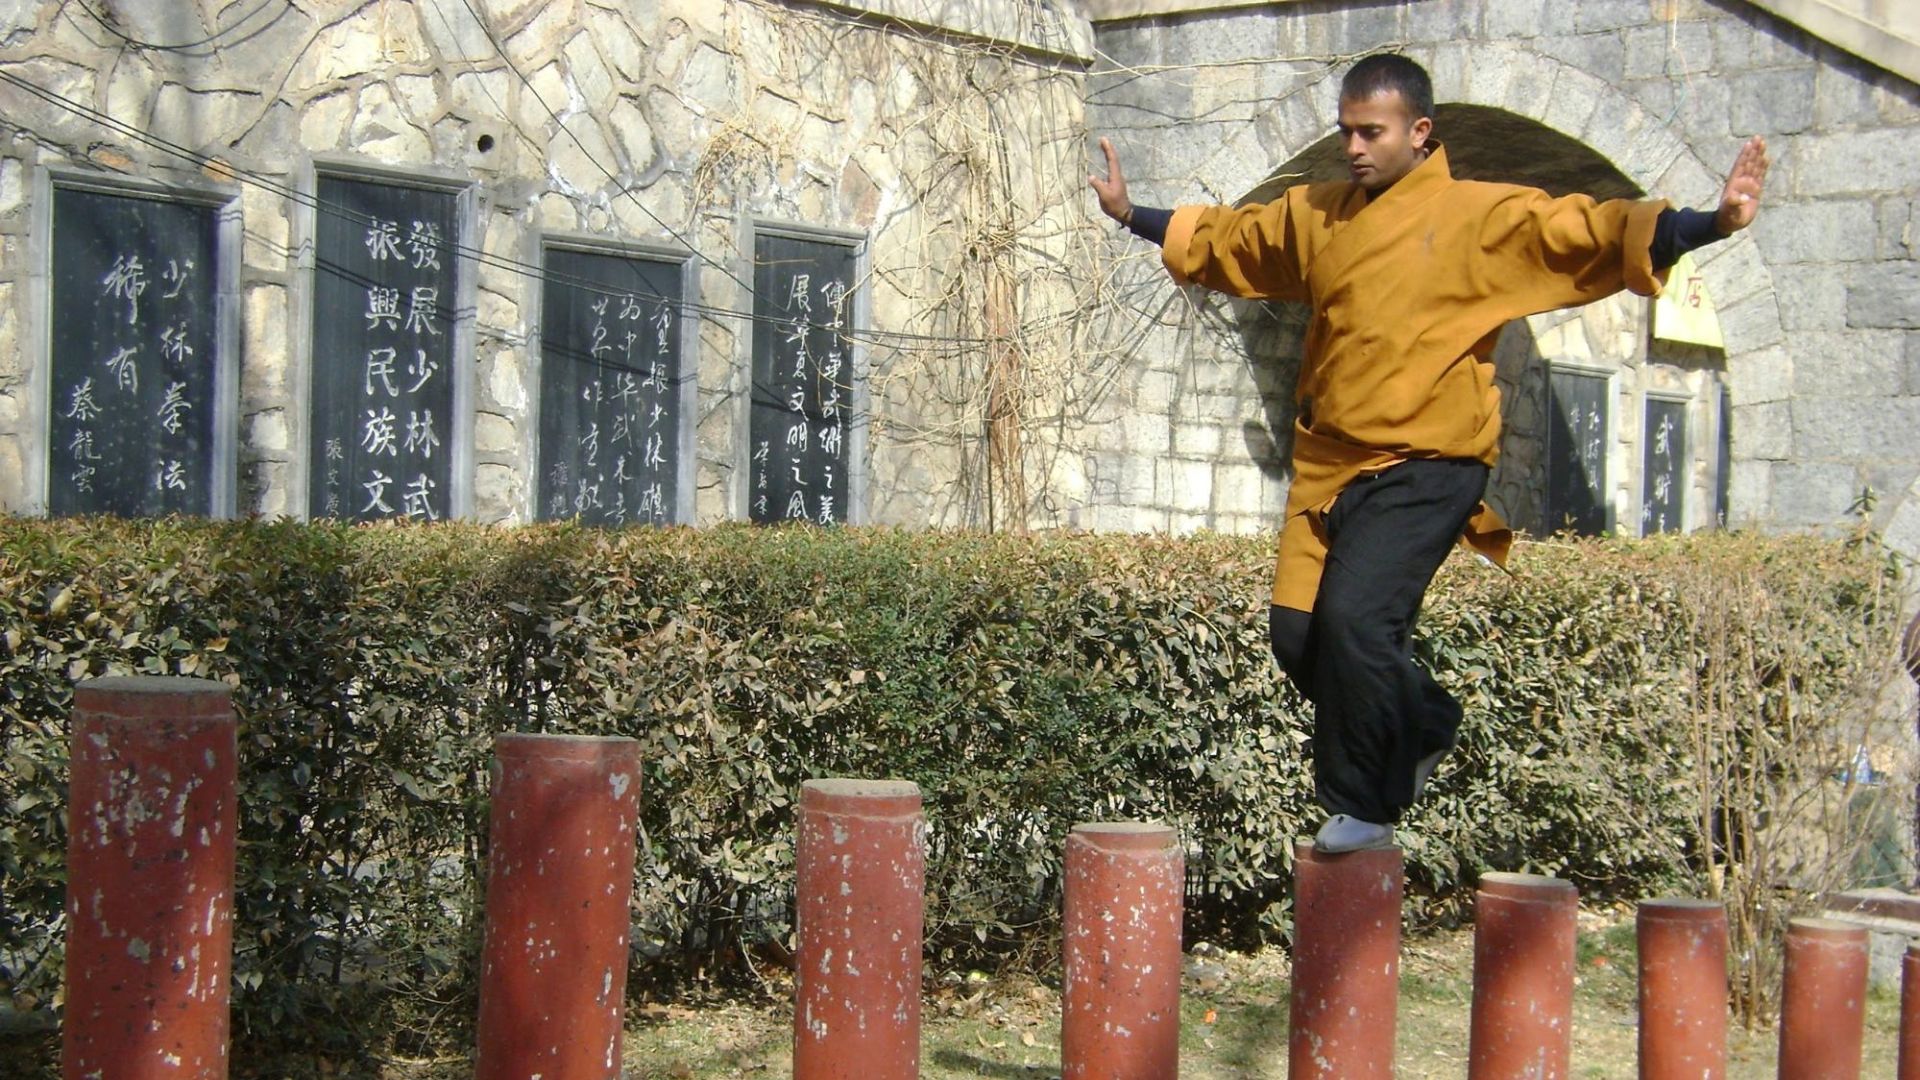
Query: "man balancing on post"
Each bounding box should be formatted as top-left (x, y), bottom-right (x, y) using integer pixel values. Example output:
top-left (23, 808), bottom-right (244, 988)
top-left (1090, 53), bottom-right (1770, 853)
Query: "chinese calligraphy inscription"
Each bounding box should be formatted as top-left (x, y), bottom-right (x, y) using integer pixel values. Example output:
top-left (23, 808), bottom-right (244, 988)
top-left (48, 187), bottom-right (218, 516)
top-left (537, 247), bottom-right (685, 526)
top-left (309, 176), bottom-right (459, 521)
top-left (750, 234), bottom-right (857, 525)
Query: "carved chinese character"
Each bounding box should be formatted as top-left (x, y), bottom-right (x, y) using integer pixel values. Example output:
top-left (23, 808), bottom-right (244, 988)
top-left (155, 460), bottom-right (187, 491)
top-left (366, 287), bottom-right (402, 331)
top-left (158, 381), bottom-right (191, 434)
top-left (365, 219), bottom-right (402, 261)
top-left (406, 348), bottom-right (438, 394)
top-left (363, 470), bottom-right (395, 514)
top-left (366, 348), bottom-right (399, 396)
top-left (406, 286), bottom-right (441, 336)
top-left (405, 410), bottom-right (440, 458)
top-left (574, 477), bottom-right (601, 514)
top-left (361, 407), bottom-right (399, 456)
top-left (652, 303), bottom-right (672, 352)
top-left (407, 220), bottom-right (441, 271)
top-left (100, 254), bottom-right (147, 325)
top-left (821, 279), bottom-right (849, 330)
top-left (103, 345), bottom-right (139, 393)
top-left (160, 258), bottom-right (194, 301)
top-left (65, 378), bottom-right (102, 422)
top-left (402, 474), bottom-right (438, 519)
top-left (160, 324), bottom-right (194, 365)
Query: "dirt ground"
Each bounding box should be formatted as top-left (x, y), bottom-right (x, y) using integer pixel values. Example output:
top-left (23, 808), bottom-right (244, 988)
top-left (603, 910), bottom-right (1902, 1079)
top-left (4, 910), bottom-right (1900, 1078)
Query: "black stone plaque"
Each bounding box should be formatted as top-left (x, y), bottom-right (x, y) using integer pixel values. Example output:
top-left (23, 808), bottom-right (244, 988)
top-left (47, 186), bottom-right (220, 516)
top-left (1545, 369), bottom-right (1609, 536)
top-left (1642, 396), bottom-right (1688, 535)
top-left (749, 233), bottom-right (857, 525)
top-left (308, 175), bottom-right (460, 521)
top-left (537, 247), bottom-right (685, 525)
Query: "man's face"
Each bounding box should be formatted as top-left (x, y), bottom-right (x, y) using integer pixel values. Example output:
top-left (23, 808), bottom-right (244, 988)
top-left (1337, 90), bottom-right (1432, 193)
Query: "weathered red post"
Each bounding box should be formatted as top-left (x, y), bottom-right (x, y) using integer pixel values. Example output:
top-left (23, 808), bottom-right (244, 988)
top-left (474, 733), bottom-right (642, 1080)
top-left (1776, 917), bottom-right (1867, 1080)
top-left (62, 676), bottom-right (238, 1080)
top-left (1468, 871), bottom-right (1577, 1079)
top-left (1288, 839), bottom-right (1402, 1080)
top-left (1637, 897), bottom-right (1728, 1080)
top-left (1061, 822), bottom-right (1184, 1079)
top-left (1900, 942), bottom-right (1920, 1080)
top-left (793, 778), bottom-right (926, 1080)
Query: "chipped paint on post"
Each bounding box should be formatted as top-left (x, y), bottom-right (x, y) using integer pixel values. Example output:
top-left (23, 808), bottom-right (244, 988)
top-left (1061, 821), bottom-right (1183, 1079)
top-left (793, 778), bottom-right (924, 1080)
top-left (1467, 872), bottom-right (1578, 1080)
top-left (1778, 917), bottom-right (1869, 1078)
top-left (1287, 840), bottom-right (1403, 1080)
top-left (62, 676), bottom-right (237, 1080)
top-left (1636, 898), bottom-right (1728, 1079)
top-left (473, 733), bottom-right (642, 1080)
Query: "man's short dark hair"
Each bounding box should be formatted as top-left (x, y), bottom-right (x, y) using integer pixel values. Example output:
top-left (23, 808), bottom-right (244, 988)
top-left (1340, 54), bottom-right (1434, 122)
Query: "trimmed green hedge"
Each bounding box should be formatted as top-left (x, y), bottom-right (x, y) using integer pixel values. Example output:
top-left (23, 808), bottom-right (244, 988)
top-left (0, 517), bottom-right (1900, 1068)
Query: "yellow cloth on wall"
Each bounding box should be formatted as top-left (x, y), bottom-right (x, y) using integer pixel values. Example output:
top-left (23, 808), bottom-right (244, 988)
top-left (1160, 146), bottom-right (1670, 612)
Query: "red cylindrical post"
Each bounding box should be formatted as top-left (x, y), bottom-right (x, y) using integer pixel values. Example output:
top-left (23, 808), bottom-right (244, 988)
top-left (1637, 897), bottom-right (1728, 1080)
top-left (62, 676), bottom-right (238, 1080)
top-left (1468, 872), bottom-right (1578, 1080)
top-left (1899, 942), bottom-right (1920, 1080)
top-left (793, 778), bottom-right (926, 1080)
top-left (1288, 839), bottom-right (1402, 1080)
top-left (1061, 822), bottom-right (1184, 1079)
top-left (474, 733), bottom-right (642, 1080)
top-left (1777, 917), bottom-right (1867, 1080)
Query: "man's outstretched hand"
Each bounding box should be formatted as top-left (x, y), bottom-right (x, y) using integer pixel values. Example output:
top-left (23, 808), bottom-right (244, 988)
top-left (1089, 136), bottom-right (1133, 225)
top-left (1715, 135), bottom-right (1770, 236)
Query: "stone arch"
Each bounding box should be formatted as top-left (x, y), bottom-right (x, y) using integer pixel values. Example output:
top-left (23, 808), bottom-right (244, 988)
top-left (1227, 42), bottom-right (1780, 534)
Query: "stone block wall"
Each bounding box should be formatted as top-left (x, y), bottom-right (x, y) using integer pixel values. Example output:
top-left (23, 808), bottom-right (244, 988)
top-left (0, 0), bottom-right (1104, 528)
top-left (1087, 0), bottom-right (1920, 561)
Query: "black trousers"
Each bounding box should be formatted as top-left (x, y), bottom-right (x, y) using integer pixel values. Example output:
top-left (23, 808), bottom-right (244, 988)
top-left (1269, 458), bottom-right (1489, 824)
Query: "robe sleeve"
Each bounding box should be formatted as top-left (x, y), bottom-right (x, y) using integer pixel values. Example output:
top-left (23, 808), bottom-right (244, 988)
top-left (1473, 189), bottom-right (1672, 315)
top-left (1159, 188), bottom-right (1315, 302)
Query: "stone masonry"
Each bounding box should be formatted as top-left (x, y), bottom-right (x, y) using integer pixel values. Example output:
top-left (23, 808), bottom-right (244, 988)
top-left (1087, 0), bottom-right (1920, 559)
top-left (0, 0), bottom-right (1917, 568)
top-left (0, 0), bottom-right (1097, 528)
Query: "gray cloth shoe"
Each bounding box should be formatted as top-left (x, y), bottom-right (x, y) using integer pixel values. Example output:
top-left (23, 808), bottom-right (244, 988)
top-left (1314, 814), bottom-right (1394, 853)
top-left (1412, 743), bottom-right (1453, 802)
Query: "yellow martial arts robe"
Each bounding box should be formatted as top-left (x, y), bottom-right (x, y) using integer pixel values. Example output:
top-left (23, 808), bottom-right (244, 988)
top-left (1160, 145), bottom-right (1670, 612)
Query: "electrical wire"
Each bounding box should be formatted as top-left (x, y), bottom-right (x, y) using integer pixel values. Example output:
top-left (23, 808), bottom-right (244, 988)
top-left (439, 0), bottom-right (763, 303)
top-left (71, 0), bottom-right (289, 53)
top-left (0, 66), bottom-right (989, 351)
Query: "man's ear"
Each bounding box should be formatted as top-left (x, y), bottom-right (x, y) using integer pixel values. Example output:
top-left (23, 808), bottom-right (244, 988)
top-left (1411, 115), bottom-right (1433, 150)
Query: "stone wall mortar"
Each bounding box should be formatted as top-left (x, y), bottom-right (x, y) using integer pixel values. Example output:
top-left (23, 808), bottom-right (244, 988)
top-left (1087, 0), bottom-right (1919, 548)
top-left (0, 0), bottom-right (1103, 528)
